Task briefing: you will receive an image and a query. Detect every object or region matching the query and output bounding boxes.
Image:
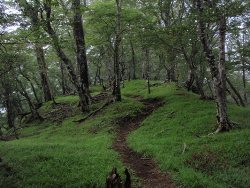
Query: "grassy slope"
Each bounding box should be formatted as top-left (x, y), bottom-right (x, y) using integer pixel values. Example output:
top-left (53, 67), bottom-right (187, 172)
top-left (0, 92), bottom-right (143, 187)
top-left (124, 80), bottom-right (250, 188)
top-left (0, 81), bottom-right (249, 188)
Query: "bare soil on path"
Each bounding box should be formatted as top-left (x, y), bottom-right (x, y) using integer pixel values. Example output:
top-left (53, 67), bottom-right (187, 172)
top-left (112, 98), bottom-right (176, 188)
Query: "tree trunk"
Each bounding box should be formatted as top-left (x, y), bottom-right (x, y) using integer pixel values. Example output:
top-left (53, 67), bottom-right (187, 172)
top-left (72, 0), bottom-right (90, 91)
top-left (17, 79), bottom-right (43, 121)
top-left (145, 48), bottom-right (151, 94)
top-left (19, 69), bottom-right (41, 105)
top-left (182, 47), bottom-right (205, 98)
top-left (242, 58), bottom-right (247, 102)
top-left (226, 78), bottom-right (245, 107)
top-left (3, 85), bottom-right (15, 129)
top-left (240, 51), bottom-right (247, 103)
top-left (226, 88), bottom-right (240, 106)
top-left (35, 43), bottom-right (53, 102)
top-left (196, 0), bottom-right (232, 132)
top-left (113, 0), bottom-right (122, 101)
top-left (42, 1), bottom-right (89, 112)
top-left (169, 62), bottom-right (176, 82)
top-left (130, 40), bottom-right (136, 80)
top-left (60, 61), bottom-right (67, 95)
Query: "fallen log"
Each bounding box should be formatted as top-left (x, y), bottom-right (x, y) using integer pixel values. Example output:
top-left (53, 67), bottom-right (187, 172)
top-left (74, 98), bottom-right (115, 123)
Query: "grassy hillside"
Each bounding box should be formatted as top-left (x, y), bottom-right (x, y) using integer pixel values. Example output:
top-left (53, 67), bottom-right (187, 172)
top-left (0, 93), bottom-right (144, 187)
top-left (124, 81), bottom-right (250, 188)
top-left (1, 80), bottom-right (250, 188)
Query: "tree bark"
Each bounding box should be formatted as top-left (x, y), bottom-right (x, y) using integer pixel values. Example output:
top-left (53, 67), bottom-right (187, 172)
top-left (182, 47), bottom-right (205, 98)
top-left (19, 69), bottom-right (41, 105)
top-left (240, 37), bottom-right (247, 102)
top-left (113, 0), bottom-right (122, 101)
top-left (196, 0), bottom-right (232, 132)
top-left (60, 61), bottom-right (67, 95)
top-left (226, 88), bottom-right (240, 106)
top-left (130, 40), bottom-right (136, 80)
top-left (17, 79), bottom-right (43, 121)
top-left (226, 78), bottom-right (245, 107)
top-left (145, 48), bottom-right (151, 94)
top-left (72, 0), bottom-right (90, 91)
top-left (3, 84), bottom-right (15, 129)
top-left (34, 43), bottom-right (53, 102)
top-left (242, 61), bottom-right (247, 102)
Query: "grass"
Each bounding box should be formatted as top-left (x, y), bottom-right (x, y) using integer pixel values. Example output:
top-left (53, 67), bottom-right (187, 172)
top-left (0, 92), bottom-right (143, 187)
top-left (1, 80), bottom-right (249, 188)
top-left (125, 80), bottom-right (250, 188)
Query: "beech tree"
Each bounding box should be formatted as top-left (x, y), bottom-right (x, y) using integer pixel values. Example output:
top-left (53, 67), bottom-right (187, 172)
top-left (113, 0), bottom-right (122, 101)
top-left (195, 0), bottom-right (246, 132)
top-left (72, 0), bottom-right (90, 92)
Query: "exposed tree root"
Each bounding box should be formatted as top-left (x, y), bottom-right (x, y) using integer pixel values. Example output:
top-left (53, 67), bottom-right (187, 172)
top-left (206, 121), bottom-right (240, 136)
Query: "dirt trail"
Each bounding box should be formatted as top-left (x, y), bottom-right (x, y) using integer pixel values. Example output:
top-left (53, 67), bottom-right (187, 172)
top-left (112, 98), bottom-right (176, 188)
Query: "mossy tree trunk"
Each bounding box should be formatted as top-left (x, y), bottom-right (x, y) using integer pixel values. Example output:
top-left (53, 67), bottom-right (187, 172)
top-left (113, 0), bottom-right (122, 101)
top-left (72, 0), bottom-right (90, 92)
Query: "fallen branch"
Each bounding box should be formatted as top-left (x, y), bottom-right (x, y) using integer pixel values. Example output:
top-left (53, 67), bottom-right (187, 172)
top-left (73, 97), bottom-right (115, 123)
top-left (182, 142), bottom-right (187, 154)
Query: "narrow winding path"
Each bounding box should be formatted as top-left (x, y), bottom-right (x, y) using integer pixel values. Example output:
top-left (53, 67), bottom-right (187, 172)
top-left (112, 98), bottom-right (176, 188)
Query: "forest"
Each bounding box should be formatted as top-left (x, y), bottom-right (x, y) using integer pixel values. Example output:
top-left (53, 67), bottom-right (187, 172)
top-left (0, 0), bottom-right (250, 187)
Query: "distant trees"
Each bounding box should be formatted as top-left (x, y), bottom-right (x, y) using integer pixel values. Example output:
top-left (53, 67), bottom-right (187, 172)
top-left (0, 0), bottom-right (249, 132)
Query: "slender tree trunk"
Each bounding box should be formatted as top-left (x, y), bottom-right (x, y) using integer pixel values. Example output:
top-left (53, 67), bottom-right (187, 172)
top-left (242, 60), bottom-right (247, 102)
top-left (226, 88), bottom-right (240, 106)
top-left (60, 61), bottom-right (67, 95)
top-left (145, 48), bottom-right (151, 94)
top-left (170, 62), bottom-right (176, 82)
top-left (4, 91), bottom-right (18, 138)
top-left (113, 0), bottom-right (122, 101)
top-left (35, 43), bottom-right (53, 102)
top-left (130, 40), bottom-right (136, 80)
top-left (182, 47), bottom-right (205, 98)
top-left (197, 0), bottom-right (232, 132)
top-left (14, 94), bottom-right (25, 114)
top-left (72, 0), bottom-right (90, 91)
top-left (94, 64), bottom-right (102, 86)
top-left (3, 85), bottom-right (15, 129)
top-left (17, 80), bottom-right (43, 121)
top-left (194, 74), bottom-right (206, 99)
top-left (19, 70), bottom-right (41, 104)
top-left (238, 34), bottom-right (247, 103)
top-left (30, 81), bottom-right (40, 105)
top-left (186, 69), bottom-right (195, 90)
top-left (226, 78), bottom-right (245, 107)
